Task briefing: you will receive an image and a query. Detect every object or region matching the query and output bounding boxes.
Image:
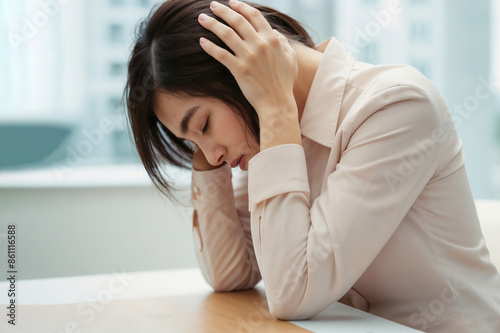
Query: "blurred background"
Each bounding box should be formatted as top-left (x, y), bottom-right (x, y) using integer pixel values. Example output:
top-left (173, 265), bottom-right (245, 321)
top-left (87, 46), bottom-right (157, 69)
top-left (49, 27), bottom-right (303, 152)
top-left (0, 0), bottom-right (499, 280)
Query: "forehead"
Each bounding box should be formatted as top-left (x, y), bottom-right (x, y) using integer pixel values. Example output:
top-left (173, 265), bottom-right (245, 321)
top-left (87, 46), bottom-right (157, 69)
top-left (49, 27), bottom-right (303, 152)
top-left (153, 91), bottom-right (197, 135)
top-left (154, 91), bottom-right (188, 118)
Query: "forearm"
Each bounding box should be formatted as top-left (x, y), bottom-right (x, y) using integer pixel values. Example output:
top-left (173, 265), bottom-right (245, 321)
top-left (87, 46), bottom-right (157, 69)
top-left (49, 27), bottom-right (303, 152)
top-left (191, 164), bottom-right (261, 291)
top-left (193, 208), bottom-right (261, 291)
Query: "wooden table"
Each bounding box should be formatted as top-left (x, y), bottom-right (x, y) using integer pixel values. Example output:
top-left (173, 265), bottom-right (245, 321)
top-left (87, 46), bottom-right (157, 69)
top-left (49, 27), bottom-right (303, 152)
top-left (0, 268), bottom-right (422, 332)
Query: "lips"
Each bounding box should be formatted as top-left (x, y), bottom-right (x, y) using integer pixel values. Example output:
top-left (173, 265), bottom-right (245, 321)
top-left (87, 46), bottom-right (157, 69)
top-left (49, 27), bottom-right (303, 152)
top-left (229, 155), bottom-right (242, 168)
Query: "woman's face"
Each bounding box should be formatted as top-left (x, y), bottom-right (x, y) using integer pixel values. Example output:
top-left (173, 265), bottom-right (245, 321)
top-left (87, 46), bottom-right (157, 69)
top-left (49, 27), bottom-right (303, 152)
top-left (153, 91), bottom-right (259, 171)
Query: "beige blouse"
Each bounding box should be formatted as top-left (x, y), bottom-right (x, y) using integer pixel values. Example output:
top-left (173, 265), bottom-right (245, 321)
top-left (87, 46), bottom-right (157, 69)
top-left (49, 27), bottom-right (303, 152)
top-left (189, 36), bottom-right (500, 332)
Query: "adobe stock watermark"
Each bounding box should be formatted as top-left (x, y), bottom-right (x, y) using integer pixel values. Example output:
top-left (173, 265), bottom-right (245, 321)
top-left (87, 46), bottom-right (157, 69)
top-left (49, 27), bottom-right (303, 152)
top-left (384, 127), bottom-right (448, 192)
top-left (237, 299), bottom-right (273, 333)
top-left (443, 74), bottom-right (499, 128)
top-left (56, 267), bottom-right (134, 333)
top-left (51, 118), bottom-right (115, 181)
top-left (408, 276), bottom-right (469, 330)
top-left (8, 0), bottom-right (74, 53)
top-left (385, 74), bottom-right (499, 192)
top-left (341, 0), bottom-right (402, 56)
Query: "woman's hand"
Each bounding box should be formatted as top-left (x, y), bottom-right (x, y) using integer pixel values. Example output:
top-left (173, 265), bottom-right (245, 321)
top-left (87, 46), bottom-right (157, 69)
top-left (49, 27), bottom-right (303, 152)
top-left (198, 0), bottom-right (302, 150)
top-left (198, 0), bottom-right (297, 114)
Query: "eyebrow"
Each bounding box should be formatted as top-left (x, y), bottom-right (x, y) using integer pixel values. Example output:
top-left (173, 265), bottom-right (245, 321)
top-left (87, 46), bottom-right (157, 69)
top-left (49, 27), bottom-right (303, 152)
top-left (180, 105), bottom-right (200, 135)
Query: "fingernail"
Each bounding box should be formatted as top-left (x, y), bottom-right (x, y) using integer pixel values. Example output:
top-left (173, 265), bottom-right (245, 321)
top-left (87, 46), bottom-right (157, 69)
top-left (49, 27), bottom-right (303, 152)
top-left (200, 37), bottom-right (207, 45)
top-left (211, 1), bottom-right (219, 8)
top-left (199, 13), bottom-right (208, 21)
top-left (229, 0), bottom-right (238, 4)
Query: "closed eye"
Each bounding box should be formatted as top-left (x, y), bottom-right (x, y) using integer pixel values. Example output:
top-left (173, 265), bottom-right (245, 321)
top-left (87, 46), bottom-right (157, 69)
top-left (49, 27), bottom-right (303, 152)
top-left (202, 116), bottom-right (210, 134)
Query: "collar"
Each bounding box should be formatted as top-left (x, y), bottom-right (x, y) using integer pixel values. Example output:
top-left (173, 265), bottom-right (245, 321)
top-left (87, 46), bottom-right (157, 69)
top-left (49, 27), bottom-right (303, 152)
top-left (299, 36), bottom-right (355, 148)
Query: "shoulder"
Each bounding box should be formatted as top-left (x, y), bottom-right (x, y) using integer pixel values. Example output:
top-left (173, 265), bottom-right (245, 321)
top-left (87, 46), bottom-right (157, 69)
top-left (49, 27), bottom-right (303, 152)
top-left (353, 62), bottom-right (432, 93)
top-left (349, 63), bottom-right (442, 112)
top-left (343, 63), bottom-right (446, 137)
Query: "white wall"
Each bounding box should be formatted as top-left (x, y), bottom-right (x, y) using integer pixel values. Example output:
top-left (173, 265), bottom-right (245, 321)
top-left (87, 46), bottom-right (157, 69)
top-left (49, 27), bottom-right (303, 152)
top-left (0, 165), bottom-right (198, 280)
top-left (475, 200), bottom-right (500, 271)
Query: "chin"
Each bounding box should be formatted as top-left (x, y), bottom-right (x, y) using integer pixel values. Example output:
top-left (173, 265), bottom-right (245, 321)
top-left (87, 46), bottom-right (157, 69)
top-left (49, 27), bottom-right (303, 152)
top-left (240, 152), bottom-right (255, 171)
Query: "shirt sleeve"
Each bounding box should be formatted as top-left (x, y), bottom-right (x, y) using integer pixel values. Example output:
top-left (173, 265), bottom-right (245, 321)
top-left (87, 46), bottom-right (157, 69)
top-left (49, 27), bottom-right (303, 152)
top-left (191, 163), bottom-right (261, 291)
top-left (247, 85), bottom-right (443, 320)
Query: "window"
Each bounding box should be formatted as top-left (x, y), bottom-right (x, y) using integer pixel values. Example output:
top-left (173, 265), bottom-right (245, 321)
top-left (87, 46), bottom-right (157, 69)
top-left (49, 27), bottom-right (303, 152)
top-left (364, 42), bottom-right (379, 64)
top-left (410, 21), bottom-right (430, 42)
top-left (1, 0), bottom-right (498, 199)
top-left (109, 24), bottom-right (124, 43)
top-left (108, 96), bottom-right (123, 114)
top-left (410, 58), bottom-right (430, 77)
top-left (110, 62), bottom-right (126, 77)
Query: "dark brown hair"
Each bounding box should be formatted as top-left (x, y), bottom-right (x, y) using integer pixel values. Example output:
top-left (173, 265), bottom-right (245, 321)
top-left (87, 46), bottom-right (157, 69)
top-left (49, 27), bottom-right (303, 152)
top-left (122, 0), bottom-right (314, 204)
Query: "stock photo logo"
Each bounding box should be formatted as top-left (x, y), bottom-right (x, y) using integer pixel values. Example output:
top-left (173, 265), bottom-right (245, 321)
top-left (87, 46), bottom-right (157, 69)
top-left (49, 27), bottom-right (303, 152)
top-left (51, 118), bottom-right (115, 181)
top-left (57, 268), bottom-right (134, 333)
top-left (8, 0), bottom-right (74, 53)
top-left (340, 0), bottom-right (402, 56)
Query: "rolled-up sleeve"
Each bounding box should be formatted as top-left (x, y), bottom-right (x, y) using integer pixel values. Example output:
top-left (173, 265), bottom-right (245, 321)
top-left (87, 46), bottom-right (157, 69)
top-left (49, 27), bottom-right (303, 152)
top-left (191, 163), bottom-right (261, 292)
top-left (247, 85), bottom-right (443, 320)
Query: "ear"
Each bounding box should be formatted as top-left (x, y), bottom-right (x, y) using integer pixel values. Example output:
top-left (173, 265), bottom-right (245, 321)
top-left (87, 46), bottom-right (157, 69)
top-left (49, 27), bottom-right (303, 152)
top-left (314, 38), bottom-right (331, 53)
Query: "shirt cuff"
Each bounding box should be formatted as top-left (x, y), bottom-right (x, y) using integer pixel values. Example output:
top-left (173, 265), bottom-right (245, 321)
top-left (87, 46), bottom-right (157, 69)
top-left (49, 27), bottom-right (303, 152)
top-left (191, 163), bottom-right (234, 211)
top-left (248, 144), bottom-right (310, 208)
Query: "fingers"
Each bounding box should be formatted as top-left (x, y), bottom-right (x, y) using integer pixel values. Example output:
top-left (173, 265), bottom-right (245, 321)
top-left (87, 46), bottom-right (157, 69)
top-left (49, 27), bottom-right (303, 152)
top-left (198, 12), bottom-right (246, 56)
top-left (198, 14), bottom-right (240, 73)
top-left (208, 1), bottom-right (257, 41)
top-left (198, 1), bottom-right (274, 75)
top-left (199, 1), bottom-right (274, 48)
top-left (198, 1), bottom-right (284, 77)
top-left (228, 0), bottom-right (273, 34)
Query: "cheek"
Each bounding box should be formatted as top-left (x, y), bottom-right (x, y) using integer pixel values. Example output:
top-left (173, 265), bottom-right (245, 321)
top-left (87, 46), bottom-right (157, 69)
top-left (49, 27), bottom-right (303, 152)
top-left (216, 114), bottom-right (241, 139)
top-left (215, 109), bottom-right (257, 149)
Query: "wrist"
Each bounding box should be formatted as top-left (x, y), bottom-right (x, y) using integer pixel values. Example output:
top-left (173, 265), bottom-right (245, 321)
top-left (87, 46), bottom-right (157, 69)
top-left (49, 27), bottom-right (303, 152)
top-left (258, 98), bottom-right (297, 123)
top-left (258, 103), bottom-right (302, 151)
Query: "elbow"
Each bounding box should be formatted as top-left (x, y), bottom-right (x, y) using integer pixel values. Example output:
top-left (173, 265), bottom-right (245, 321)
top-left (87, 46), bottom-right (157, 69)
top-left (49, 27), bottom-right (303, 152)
top-left (209, 283), bottom-right (253, 293)
top-left (208, 279), bottom-right (235, 292)
top-left (210, 282), bottom-right (234, 293)
top-left (266, 287), bottom-right (330, 321)
top-left (212, 286), bottom-right (231, 293)
top-left (209, 275), bottom-right (262, 293)
top-left (269, 306), bottom-right (315, 321)
top-left (269, 307), bottom-right (297, 321)
top-left (268, 301), bottom-right (319, 321)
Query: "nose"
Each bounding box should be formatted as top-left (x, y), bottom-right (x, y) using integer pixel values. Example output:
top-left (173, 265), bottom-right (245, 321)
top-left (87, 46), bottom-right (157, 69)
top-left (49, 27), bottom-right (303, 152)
top-left (201, 142), bottom-right (225, 166)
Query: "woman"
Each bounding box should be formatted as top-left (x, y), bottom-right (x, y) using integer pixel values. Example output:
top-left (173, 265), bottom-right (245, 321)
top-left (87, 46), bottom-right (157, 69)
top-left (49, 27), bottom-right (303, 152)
top-left (123, 0), bottom-right (500, 331)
